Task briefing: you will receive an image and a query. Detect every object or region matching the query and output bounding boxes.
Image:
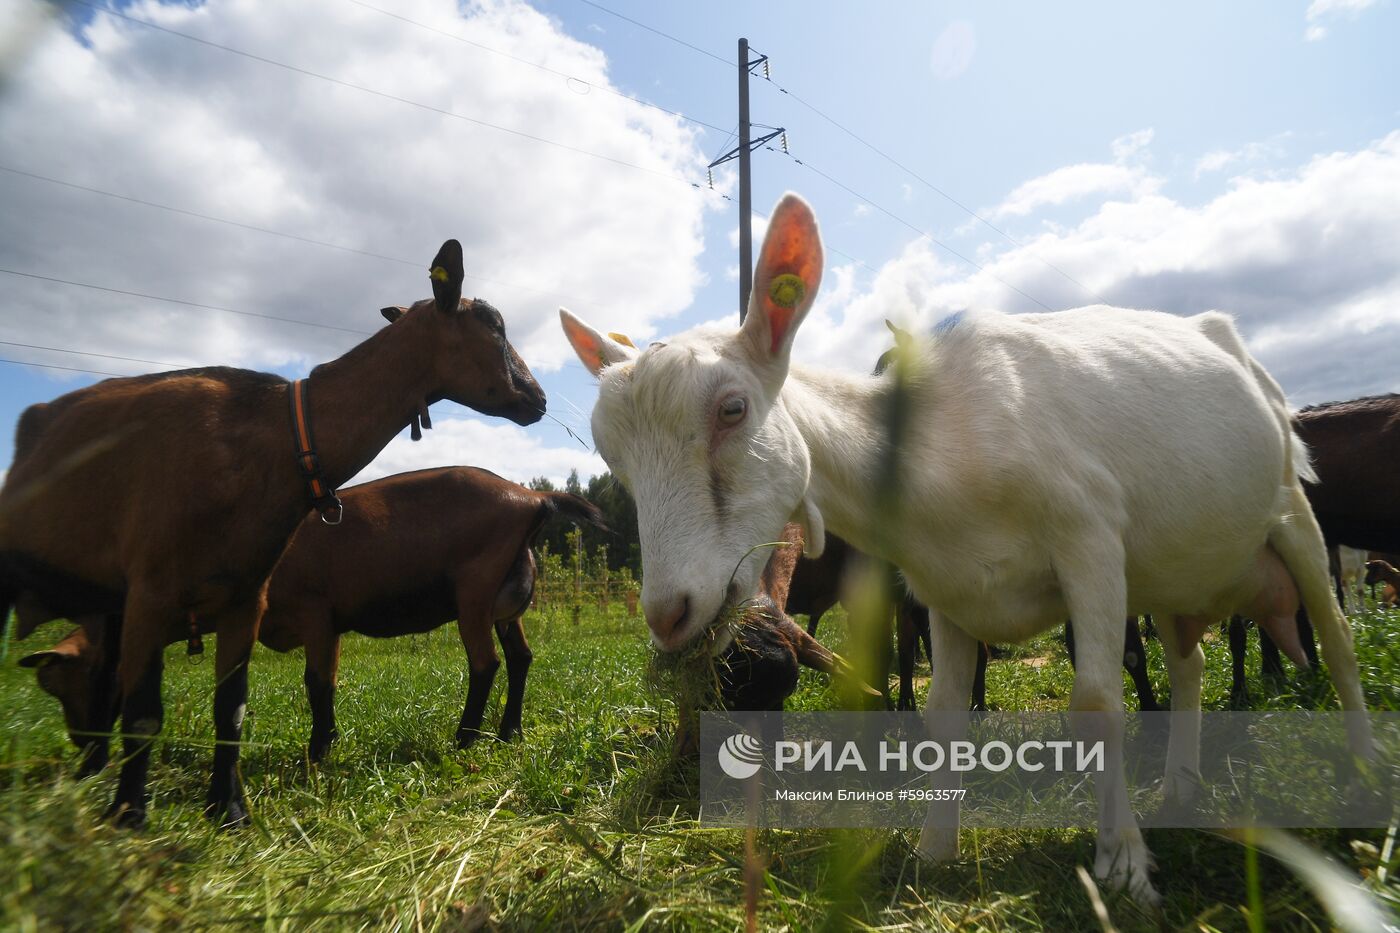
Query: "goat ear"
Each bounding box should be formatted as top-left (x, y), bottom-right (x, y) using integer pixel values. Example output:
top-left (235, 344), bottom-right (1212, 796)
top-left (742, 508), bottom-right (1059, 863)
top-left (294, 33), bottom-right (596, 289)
top-left (559, 308), bottom-right (636, 376)
top-left (17, 649), bottom-right (64, 669)
top-left (740, 193), bottom-right (823, 362)
top-left (429, 239), bottom-right (465, 312)
top-left (778, 616), bottom-right (884, 699)
top-left (791, 495), bottom-right (825, 559)
top-left (380, 306), bottom-right (408, 324)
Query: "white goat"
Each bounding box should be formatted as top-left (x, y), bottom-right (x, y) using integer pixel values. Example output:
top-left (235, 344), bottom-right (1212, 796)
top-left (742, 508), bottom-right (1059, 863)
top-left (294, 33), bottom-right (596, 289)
top-left (560, 193), bottom-right (1370, 905)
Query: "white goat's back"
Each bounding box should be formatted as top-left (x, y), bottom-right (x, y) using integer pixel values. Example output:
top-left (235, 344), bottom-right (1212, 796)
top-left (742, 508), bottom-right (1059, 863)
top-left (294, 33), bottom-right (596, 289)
top-left (888, 306), bottom-right (1303, 630)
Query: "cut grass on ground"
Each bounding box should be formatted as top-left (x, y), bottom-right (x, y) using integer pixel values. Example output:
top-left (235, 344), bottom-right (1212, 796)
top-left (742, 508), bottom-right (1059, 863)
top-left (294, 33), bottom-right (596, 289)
top-left (3, 602), bottom-right (1399, 930)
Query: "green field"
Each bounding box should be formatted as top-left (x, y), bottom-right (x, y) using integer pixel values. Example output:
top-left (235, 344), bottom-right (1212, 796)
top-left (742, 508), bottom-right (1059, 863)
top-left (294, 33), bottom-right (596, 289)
top-left (3, 601), bottom-right (1399, 931)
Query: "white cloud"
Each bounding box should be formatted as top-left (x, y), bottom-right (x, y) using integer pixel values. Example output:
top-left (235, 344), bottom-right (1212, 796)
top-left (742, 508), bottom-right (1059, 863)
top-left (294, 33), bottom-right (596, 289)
top-left (1304, 0), bottom-right (1377, 39)
top-left (727, 213), bottom-right (769, 249)
top-left (1111, 128), bottom-right (1155, 161)
top-left (853, 203), bottom-right (872, 217)
top-left (348, 414), bottom-right (605, 488)
top-left (0, 0), bottom-right (715, 368)
top-left (929, 20), bottom-right (976, 80)
top-left (1194, 133), bottom-right (1292, 178)
top-left (986, 128), bottom-right (1159, 219)
top-left (796, 133), bottom-right (1400, 406)
top-left (901, 183), bottom-right (914, 202)
top-left (989, 162), bottom-right (1160, 218)
top-left (0, 0), bottom-right (718, 482)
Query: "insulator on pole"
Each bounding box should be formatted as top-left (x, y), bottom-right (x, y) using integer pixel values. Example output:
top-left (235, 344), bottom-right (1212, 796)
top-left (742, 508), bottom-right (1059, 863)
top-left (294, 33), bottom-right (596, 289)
top-left (763, 60), bottom-right (771, 79)
top-left (707, 168), bottom-right (714, 188)
top-left (781, 132), bottom-right (789, 153)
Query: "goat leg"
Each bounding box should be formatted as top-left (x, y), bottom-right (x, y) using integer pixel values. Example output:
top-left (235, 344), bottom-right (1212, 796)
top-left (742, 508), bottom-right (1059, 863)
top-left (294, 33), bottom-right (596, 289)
top-left (1123, 617), bottom-right (1162, 712)
top-left (896, 601), bottom-right (920, 711)
top-left (76, 614), bottom-right (122, 778)
top-left (456, 615), bottom-right (500, 748)
top-left (104, 603), bottom-right (167, 829)
top-left (970, 641), bottom-right (989, 713)
top-left (302, 621), bottom-right (341, 763)
top-left (205, 603), bottom-right (259, 829)
top-left (494, 616), bottom-right (533, 742)
top-left (1228, 615), bottom-right (1250, 708)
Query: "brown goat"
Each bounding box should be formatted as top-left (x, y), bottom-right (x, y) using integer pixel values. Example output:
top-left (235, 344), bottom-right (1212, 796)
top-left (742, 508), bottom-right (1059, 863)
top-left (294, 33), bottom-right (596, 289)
top-left (21, 467), bottom-right (603, 770)
top-left (713, 523), bottom-right (879, 711)
top-left (1365, 560), bottom-right (1400, 609)
top-left (0, 241), bottom-right (544, 828)
top-left (1297, 395), bottom-right (1400, 553)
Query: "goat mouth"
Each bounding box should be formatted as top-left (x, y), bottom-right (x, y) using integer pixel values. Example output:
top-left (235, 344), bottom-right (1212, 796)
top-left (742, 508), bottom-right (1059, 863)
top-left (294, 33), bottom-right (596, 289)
top-left (475, 398), bottom-right (545, 426)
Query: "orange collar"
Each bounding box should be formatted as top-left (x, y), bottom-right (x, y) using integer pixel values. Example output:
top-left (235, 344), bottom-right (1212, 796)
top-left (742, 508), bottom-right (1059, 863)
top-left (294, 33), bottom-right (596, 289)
top-left (289, 378), bottom-right (343, 525)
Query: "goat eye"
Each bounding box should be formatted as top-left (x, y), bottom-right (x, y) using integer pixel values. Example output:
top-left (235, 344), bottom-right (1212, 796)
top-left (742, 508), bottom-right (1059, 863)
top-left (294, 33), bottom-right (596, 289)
top-left (717, 396), bottom-right (747, 427)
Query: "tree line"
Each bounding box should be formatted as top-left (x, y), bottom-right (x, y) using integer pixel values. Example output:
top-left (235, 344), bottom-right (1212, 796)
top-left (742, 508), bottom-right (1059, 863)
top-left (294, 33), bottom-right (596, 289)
top-left (528, 471), bottom-right (641, 574)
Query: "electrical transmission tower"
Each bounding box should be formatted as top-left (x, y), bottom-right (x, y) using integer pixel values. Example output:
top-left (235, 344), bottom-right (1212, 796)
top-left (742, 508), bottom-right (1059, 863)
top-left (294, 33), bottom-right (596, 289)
top-left (708, 38), bottom-right (785, 323)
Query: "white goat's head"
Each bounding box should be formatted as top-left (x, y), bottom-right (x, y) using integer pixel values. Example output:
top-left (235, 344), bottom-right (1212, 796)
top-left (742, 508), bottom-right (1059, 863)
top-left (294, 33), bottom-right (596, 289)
top-left (561, 194), bottom-right (826, 652)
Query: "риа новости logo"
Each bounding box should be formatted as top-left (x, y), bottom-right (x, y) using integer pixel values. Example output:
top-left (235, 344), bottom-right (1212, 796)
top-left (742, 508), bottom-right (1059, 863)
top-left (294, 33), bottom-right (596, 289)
top-left (718, 732), bottom-right (764, 779)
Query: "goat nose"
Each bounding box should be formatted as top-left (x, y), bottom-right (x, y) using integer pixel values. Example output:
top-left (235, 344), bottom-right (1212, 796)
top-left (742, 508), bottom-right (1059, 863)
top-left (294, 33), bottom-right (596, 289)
top-left (645, 594), bottom-right (691, 646)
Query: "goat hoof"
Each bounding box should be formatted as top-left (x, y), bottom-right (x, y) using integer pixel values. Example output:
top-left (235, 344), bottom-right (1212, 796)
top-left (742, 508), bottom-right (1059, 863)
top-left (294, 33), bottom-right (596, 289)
top-left (497, 725), bottom-right (523, 743)
top-left (76, 758), bottom-right (108, 780)
top-left (204, 797), bottom-right (250, 829)
top-left (308, 735), bottom-right (336, 763)
top-left (456, 730), bottom-right (485, 750)
top-left (1094, 840), bottom-right (1160, 908)
top-left (103, 801), bottom-right (148, 830)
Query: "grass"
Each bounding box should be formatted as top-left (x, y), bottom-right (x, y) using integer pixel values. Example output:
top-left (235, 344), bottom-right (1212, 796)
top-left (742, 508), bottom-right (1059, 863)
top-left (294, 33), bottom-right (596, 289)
top-left (2, 601), bottom-right (1399, 931)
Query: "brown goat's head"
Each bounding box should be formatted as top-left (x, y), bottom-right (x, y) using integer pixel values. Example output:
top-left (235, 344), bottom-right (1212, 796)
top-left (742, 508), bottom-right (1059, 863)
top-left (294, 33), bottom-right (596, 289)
top-left (380, 240), bottom-right (546, 427)
top-left (1366, 560), bottom-right (1397, 586)
top-left (18, 627), bottom-right (105, 751)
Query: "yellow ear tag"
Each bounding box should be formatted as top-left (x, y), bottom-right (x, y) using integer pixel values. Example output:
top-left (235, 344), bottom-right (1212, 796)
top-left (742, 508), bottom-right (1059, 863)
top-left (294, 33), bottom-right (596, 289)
top-left (429, 265), bottom-right (450, 282)
top-left (768, 273), bottom-right (806, 309)
top-left (607, 332), bottom-right (636, 348)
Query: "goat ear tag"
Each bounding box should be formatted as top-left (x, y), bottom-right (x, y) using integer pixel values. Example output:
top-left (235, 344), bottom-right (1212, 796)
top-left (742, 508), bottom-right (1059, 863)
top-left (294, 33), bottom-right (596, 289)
top-left (607, 332), bottom-right (636, 348)
top-left (768, 274), bottom-right (806, 309)
top-left (764, 275), bottom-right (807, 353)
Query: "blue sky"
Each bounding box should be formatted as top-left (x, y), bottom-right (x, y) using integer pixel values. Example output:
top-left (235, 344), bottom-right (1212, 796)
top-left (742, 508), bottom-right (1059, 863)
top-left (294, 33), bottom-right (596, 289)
top-left (1, 0), bottom-right (1397, 485)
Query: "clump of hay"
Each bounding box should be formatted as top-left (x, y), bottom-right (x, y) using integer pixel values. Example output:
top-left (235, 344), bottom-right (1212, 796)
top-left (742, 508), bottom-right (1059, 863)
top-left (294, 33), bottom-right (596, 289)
top-left (644, 599), bottom-right (781, 713)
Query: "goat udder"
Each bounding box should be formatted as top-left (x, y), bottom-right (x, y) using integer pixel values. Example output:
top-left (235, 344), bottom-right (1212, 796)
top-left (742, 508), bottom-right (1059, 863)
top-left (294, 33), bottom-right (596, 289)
top-left (1168, 546), bottom-right (1309, 667)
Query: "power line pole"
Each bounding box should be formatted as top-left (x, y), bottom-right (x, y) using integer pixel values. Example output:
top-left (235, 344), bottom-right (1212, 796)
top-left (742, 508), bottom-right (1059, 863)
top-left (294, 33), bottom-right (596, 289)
top-left (737, 37), bottom-right (753, 322)
top-left (708, 39), bottom-right (783, 322)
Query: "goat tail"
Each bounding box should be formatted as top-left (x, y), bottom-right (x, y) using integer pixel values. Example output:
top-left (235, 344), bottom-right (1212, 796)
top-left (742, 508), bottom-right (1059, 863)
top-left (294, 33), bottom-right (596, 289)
top-left (540, 492), bottom-right (609, 534)
top-left (1267, 486), bottom-right (1372, 755)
